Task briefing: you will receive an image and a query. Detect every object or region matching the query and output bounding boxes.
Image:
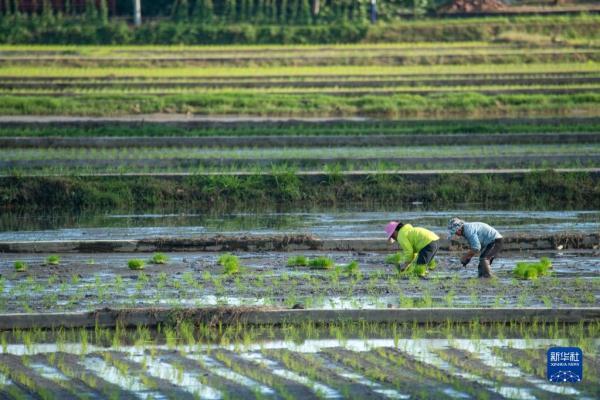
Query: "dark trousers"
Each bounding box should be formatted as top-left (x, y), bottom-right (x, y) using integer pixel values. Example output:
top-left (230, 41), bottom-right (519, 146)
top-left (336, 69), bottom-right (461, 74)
top-left (480, 238), bottom-right (503, 263)
top-left (416, 240), bottom-right (439, 265)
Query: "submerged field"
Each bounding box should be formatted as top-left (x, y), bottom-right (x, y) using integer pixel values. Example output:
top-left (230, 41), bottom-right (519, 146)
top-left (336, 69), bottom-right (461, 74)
top-left (0, 321), bottom-right (599, 399)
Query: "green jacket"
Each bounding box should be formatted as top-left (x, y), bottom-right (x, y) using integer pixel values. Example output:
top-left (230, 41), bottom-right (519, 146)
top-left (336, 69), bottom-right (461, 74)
top-left (397, 224), bottom-right (439, 262)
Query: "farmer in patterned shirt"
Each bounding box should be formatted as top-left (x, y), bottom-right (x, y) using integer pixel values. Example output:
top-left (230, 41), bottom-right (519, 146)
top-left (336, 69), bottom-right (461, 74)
top-left (447, 217), bottom-right (503, 279)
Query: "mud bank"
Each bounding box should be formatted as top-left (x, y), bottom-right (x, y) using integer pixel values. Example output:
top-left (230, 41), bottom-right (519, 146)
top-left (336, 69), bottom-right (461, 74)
top-left (2, 307), bottom-right (599, 330)
top-left (1, 233), bottom-right (597, 253)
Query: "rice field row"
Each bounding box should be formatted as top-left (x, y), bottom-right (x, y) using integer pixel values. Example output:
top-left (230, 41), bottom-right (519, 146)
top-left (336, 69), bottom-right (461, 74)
top-left (1, 62), bottom-right (597, 79)
top-left (2, 44), bottom-right (596, 58)
top-left (0, 335), bottom-right (598, 399)
top-left (3, 144), bottom-right (598, 161)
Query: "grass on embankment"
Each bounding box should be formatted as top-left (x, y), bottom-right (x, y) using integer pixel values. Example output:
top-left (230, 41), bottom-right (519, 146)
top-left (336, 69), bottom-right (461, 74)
top-left (1, 92), bottom-right (598, 118)
top-left (1, 170), bottom-right (598, 212)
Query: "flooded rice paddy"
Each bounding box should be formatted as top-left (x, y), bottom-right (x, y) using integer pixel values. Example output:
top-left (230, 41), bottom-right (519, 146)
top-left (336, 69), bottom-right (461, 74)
top-left (0, 250), bottom-right (597, 313)
top-left (0, 209), bottom-right (598, 241)
top-left (0, 323), bottom-right (598, 400)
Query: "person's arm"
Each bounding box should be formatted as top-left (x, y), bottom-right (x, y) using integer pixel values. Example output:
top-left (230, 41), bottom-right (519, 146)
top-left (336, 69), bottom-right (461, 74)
top-left (398, 233), bottom-right (414, 271)
top-left (461, 227), bottom-right (481, 265)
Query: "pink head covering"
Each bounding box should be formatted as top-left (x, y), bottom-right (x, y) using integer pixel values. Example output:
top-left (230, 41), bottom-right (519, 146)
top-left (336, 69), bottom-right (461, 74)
top-left (385, 221), bottom-right (400, 240)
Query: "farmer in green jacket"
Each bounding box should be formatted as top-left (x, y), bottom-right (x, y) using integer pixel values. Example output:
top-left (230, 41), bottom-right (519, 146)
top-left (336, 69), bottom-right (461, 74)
top-left (385, 221), bottom-right (440, 272)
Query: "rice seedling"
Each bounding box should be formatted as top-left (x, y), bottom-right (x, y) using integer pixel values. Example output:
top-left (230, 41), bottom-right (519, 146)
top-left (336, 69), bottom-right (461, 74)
top-left (128, 259), bottom-right (145, 270)
top-left (308, 257), bottom-right (335, 270)
top-left (286, 255), bottom-right (309, 267)
top-left (513, 257), bottom-right (552, 280)
top-left (46, 255), bottom-right (60, 265)
top-left (150, 252), bottom-right (169, 265)
top-left (344, 261), bottom-right (360, 277)
top-left (385, 252), bottom-right (404, 265)
top-left (218, 253), bottom-right (240, 275)
top-left (14, 260), bottom-right (27, 272)
top-left (397, 263), bottom-right (429, 278)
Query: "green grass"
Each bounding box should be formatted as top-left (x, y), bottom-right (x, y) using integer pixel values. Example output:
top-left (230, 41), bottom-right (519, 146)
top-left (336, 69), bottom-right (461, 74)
top-left (218, 254), bottom-right (241, 275)
top-left (127, 259), bottom-right (145, 270)
top-left (308, 257), bottom-right (335, 270)
top-left (46, 255), bottom-right (60, 265)
top-left (287, 256), bottom-right (309, 267)
top-left (14, 260), bottom-right (27, 272)
top-left (150, 252), bottom-right (169, 265)
top-left (1, 170), bottom-right (598, 212)
top-left (513, 257), bottom-right (553, 280)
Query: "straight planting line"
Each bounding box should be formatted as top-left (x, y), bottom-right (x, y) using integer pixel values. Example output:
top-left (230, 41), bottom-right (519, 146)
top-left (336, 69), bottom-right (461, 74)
top-left (2, 133), bottom-right (599, 148)
top-left (1, 168), bottom-right (599, 178)
top-left (0, 307), bottom-right (598, 331)
top-left (2, 154), bottom-right (597, 169)
top-left (2, 71), bottom-right (599, 82)
top-left (1, 115), bottom-right (598, 125)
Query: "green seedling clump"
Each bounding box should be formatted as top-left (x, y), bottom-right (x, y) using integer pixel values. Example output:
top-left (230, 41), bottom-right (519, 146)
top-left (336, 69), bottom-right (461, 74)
top-left (398, 263), bottom-right (429, 278)
top-left (308, 257), bottom-right (335, 270)
top-left (14, 260), bottom-right (27, 272)
top-left (218, 253), bottom-right (240, 275)
top-left (46, 255), bottom-right (60, 265)
top-left (385, 253), bottom-right (404, 265)
top-left (385, 252), bottom-right (417, 265)
top-left (150, 252), bottom-right (169, 264)
top-left (513, 257), bottom-right (552, 280)
top-left (287, 255), bottom-right (309, 267)
top-left (344, 260), bottom-right (360, 277)
top-left (427, 259), bottom-right (437, 270)
top-left (128, 259), bottom-right (145, 270)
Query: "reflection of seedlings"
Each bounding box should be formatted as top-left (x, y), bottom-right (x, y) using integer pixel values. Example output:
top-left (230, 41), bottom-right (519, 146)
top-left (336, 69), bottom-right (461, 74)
top-left (128, 259), bottom-right (145, 270)
top-left (14, 260), bottom-right (27, 272)
top-left (218, 253), bottom-right (240, 275)
top-left (46, 255), bottom-right (61, 265)
top-left (287, 255), bottom-right (309, 267)
top-left (513, 257), bottom-right (552, 280)
top-left (86, 259), bottom-right (95, 265)
top-left (308, 257), bottom-right (334, 270)
top-left (150, 252), bottom-right (169, 265)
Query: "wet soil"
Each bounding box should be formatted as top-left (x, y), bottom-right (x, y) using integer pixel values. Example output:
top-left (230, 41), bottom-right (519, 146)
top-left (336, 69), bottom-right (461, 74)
top-left (0, 251), bottom-right (598, 313)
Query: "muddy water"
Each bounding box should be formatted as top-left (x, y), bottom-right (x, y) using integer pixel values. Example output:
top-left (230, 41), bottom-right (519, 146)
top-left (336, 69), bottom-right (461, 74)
top-left (0, 210), bottom-right (598, 241)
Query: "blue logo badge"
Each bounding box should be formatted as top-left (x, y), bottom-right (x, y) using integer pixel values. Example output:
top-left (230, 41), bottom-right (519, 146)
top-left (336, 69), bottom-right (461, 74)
top-left (547, 347), bottom-right (583, 383)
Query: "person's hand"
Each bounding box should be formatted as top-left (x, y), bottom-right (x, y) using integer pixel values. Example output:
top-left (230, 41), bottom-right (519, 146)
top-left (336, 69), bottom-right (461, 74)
top-left (398, 262), bottom-right (411, 272)
top-left (460, 255), bottom-right (471, 266)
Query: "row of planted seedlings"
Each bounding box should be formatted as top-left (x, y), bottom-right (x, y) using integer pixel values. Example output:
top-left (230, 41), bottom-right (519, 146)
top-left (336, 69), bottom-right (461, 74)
top-left (0, 319), bottom-right (598, 399)
top-left (2, 117), bottom-right (597, 137)
top-left (4, 158), bottom-right (598, 177)
top-left (3, 251), bottom-right (593, 315)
